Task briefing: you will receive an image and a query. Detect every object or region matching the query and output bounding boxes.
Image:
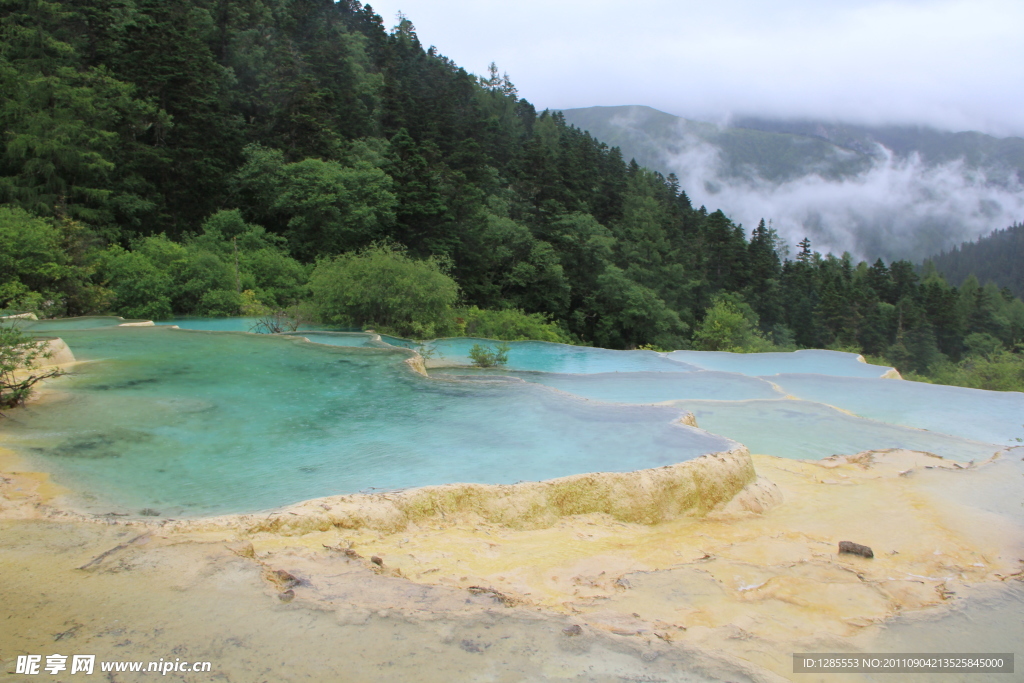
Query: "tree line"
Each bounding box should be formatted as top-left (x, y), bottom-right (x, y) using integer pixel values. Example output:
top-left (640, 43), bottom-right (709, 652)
top-left (1, 0), bottom-right (1022, 390)
top-left (929, 222), bottom-right (1023, 299)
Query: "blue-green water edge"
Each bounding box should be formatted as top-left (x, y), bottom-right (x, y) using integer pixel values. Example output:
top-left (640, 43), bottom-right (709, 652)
top-left (4, 317), bottom-right (1020, 516)
top-left (5, 325), bottom-right (735, 515)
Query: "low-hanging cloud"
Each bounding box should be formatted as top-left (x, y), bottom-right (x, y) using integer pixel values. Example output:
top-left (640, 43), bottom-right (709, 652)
top-left (663, 135), bottom-right (1024, 262)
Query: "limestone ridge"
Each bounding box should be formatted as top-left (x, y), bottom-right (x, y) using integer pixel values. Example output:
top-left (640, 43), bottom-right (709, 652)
top-left (173, 447), bottom-right (761, 536)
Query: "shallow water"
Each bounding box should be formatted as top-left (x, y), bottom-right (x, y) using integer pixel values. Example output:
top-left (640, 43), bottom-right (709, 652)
top-left (429, 369), bottom-right (1006, 462)
top-left (679, 399), bottom-right (1001, 461)
top-left (426, 338), bottom-right (700, 373)
top-left (432, 368), bottom-right (786, 403)
top-left (4, 318), bottom-right (1015, 514)
top-left (771, 374), bottom-right (1024, 445)
top-left (378, 333), bottom-right (422, 348)
top-left (668, 348), bottom-right (895, 377)
top-left (914, 447), bottom-right (1024, 526)
top-left (851, 454), bottom-right (1024, 682)
top-left (153, 317), bottom-right (347, 332)
top-left (5, 327), bottom-right (734, 515)
top-left (10, 315), bottom-right (148, 331)
top-left (283, 330), bottom-right (380, 347)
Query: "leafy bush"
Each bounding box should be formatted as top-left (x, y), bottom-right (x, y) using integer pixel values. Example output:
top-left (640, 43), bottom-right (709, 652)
top-left (909, 348), bottom-right (1024, 392)
top-left (197, 289), bottom-right (242, 317)
top-left (0, 207), bottom-right (107, 316)
top-left (963, 332), bottom-right (1004, 359)
top-left (458, 306), bottom-right (572, 343)
top-left (309, 243), bottom-right (459, 338)
top-left (240, 290), bottom-right (270, 316)
top-left (241, 248), bottom-right (309, 309)
top-left (96, 246), bottom-right (173, 320)
top-left (234, 146), bottom-right (397, 260)
top-left (175, 251), bottom-right (235, 313)
top-left (0, 322), bottom-right (62, 409)
top-left (692, 295), bottom-right (774, 352)
top-left (0, 207), bottom-right (64, 311)
top-left (592, 266), bottom-right (688, 350)
top-left (468, 342), bottom-right (510, 368)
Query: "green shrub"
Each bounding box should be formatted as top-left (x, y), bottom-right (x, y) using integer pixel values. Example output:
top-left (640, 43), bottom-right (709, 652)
top-left (309, 243), bottom-right (459, 339)
top-left (197, 289), bottom-right (242, 317)
top-left (0, 207), bottom-right (63, 310)
top-left (468, 342), bottom-right (510, 368)
top-left (97, 246), bottom-right (173, 320)
top-left (1, 322), bottom-right (62, 409)
top-left (0, 207), bottom-right (107, 316)
top-left (240, 290), bottom-right (270, 316)
top-left (910, 349), bottom-right (1024, 392)
top-left (457, 306), bottom-right (572, 343)
top-left (692, 295), bottom-right (774, 353)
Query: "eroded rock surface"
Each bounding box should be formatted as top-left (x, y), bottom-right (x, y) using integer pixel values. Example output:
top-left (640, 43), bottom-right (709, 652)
top-left (2, 439), bottom-right (1022, 682)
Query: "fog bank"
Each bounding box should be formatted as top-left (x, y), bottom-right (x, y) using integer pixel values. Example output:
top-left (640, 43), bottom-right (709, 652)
top-left (665, 138), bottom-right (1024, 261)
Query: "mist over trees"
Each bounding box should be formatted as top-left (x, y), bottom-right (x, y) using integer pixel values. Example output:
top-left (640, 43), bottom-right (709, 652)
top-left (2, 0), bottom-right (1023, 390)
top-left (559, 106), bottom-right (1024, 263)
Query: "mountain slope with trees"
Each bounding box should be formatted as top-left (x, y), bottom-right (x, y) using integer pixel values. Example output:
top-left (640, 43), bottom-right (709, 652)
top-left (928, 223), bottom-right (1024, 299)
top-left (1, 0), bottom-right (1023, 390)
top-left (731, 117), bottom-right (1024, 184)
top-left (561, 106), bottom-right (1024, 192)
top-left (560, 106), bottom-right (872, 183)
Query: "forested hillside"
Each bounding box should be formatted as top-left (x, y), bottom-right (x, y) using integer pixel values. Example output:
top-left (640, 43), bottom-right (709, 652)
top-left (929, 223), bottom-right (1024, 299)
top-left (2, 0), bottom-right (1023, 389)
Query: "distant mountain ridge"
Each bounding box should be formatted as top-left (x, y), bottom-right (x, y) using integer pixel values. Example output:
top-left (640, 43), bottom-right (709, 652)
top-left (561, 105), bottom-right (872, 183)
top-left (731, 116), bottom-right (1024, 185)
top-left (558, 105), bottom-right (1024, 262)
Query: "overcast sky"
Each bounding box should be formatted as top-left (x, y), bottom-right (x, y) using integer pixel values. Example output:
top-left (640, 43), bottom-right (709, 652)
top-left (365, 0), bottom-right (1024, 136)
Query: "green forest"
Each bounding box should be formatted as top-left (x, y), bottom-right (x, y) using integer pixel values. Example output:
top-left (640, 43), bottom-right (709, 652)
top-left (2, 0), bottom-right (1023, 391)
top-left (930, 222), bottom-right (1023, 299)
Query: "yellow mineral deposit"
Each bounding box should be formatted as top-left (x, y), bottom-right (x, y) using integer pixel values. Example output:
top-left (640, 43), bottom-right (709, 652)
top-left (0, 447), bottom-right (69, 516)
top-left (238, 449), bottom-right (1017, 679)
top-left (2, 435), bottom-right (1021, 681)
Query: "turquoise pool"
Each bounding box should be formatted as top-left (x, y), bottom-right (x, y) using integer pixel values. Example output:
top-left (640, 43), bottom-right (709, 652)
top-left (154, 317), bottom-right (352, 332)
top-left (770, 373), bottom-right (1024, 445)
top-left (10, 315), bottom-right (150, 331)
top-left (425, 337), bottom-right (701, 373)
top-left (5, 317), bottom-right (1016, 517)
top-left (667, 348), bottom-right (895, 378)
top-left (5, 326), bottom-right (736, 515)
